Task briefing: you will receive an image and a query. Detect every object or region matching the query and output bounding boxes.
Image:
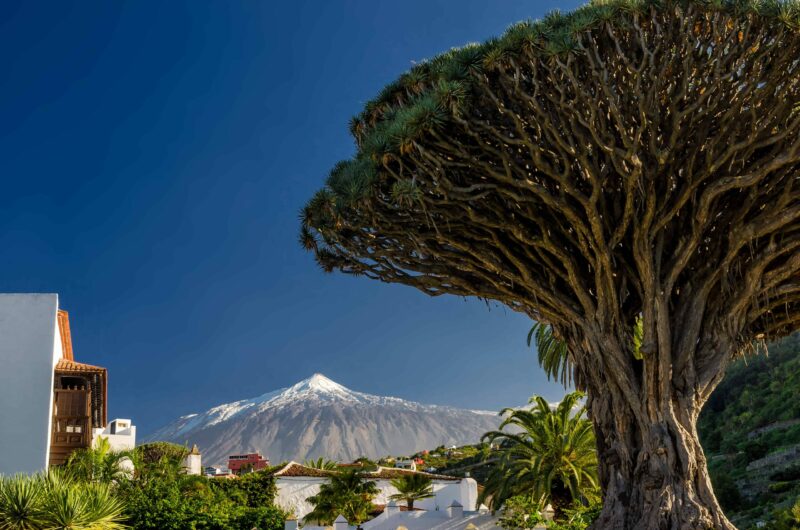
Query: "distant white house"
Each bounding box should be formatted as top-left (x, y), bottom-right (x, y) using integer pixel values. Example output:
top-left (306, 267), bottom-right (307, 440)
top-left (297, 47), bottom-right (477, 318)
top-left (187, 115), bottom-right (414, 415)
top-left (0, 293), bottom-right (136, 475)
top-left (271, 462), bottom-right (478, 522)
top-left (394, 458), bottom-right (417, 471)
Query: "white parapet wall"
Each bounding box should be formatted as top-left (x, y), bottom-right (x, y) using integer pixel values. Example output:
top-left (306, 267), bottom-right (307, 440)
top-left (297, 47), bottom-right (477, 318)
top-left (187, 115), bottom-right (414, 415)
top-left (273, 466), bottom-right (478, 521)
top-left (0, 294), bottom-right (61, 475)
top-left (371, 477), bottom-right (478, 512)
top-left (92, 419), bottom-right (137, 452)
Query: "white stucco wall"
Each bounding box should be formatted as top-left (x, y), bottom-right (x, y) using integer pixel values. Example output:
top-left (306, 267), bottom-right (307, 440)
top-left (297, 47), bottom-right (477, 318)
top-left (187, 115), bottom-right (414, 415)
top-left (371, 478), bottom-right (477, 511)
top-left (0, 294), bottom-right (60, 475)
top-left (185, 453), bottom-right (202, 475)
top-left (274, 477), bottom-right (328, 520)
top-left (275, 476), bottom-right (477, 521)
top-left (92, 429), bottom-right (137, 452)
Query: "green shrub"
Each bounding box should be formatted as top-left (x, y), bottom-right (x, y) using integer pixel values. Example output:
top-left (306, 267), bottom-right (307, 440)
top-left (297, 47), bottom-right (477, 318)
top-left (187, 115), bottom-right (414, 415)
top-left (772, 466), bottom-right (800, 482)
top-left (498, 496), bottom-right (545, 530)
top-left (768, 481), bottom-right (796, 494)
top-left (209, 470), bottom-right (277, 508)
top-left (0, 472), bottom-right (126, 530)
top-left (712, 472), bottom-right (744, 511)
top-left (232, 506), bottom-right (285, 530)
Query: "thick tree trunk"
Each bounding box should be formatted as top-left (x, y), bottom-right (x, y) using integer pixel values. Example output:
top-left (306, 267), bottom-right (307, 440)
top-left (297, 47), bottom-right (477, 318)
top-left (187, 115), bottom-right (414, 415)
top-left (584, 364), bottom-right (735, 530)
top-left (549, 480), bottom-right (573, 522)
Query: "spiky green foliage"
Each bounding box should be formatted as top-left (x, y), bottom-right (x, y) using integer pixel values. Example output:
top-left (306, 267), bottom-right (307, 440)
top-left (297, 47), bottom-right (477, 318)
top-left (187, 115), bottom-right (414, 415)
top-left (528, 323), bottom-right (573, 387)
top-left (66, 437), bottom-right (133, 484)
top-left (0, 475), bottom-right (44, 530)
top-left (305, 469), bottom-right (378, 525)
top-left (38, 473), bottom-right (127, 530)
top-left (528, 317), bottom-right (643, 388)
top-left (388, 474), bottom-right (435, 510)
top-left (480, 392), bottom-right (598, 519)
top-left (303, 0), bottom-right (800, 228)
top-left (0, 472), bottom-right (126, 530)
top-left (303, 458), bottom-right (338, 471)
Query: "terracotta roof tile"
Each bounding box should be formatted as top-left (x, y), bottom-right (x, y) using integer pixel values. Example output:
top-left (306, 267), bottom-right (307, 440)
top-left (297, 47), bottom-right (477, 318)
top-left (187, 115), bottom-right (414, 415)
top-left (55, 358), bottom-right (107, 373)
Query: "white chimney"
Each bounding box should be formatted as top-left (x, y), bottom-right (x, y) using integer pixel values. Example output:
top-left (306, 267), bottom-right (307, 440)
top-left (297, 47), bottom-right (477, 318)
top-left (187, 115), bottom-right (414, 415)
top-left (447, 500), bottom-right (463, 519)
top-left (284, 518), bottom-right (298, 530)
top-left (334, 514), bottom-right (349, 530)
top-left (386, 501), bottom-right (400, 517)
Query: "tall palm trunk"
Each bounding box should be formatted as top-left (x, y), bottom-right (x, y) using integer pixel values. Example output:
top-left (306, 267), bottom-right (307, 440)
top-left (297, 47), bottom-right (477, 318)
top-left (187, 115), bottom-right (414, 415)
top-left (549, 480), bottom-right (572, 522)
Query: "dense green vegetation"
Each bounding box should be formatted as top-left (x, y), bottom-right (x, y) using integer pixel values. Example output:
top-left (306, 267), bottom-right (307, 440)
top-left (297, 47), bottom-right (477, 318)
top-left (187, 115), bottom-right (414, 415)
top-left (0, 471), bottom-right (126, 530)
top-left (698, 335), bottom-right (800, 528)
top-left (0, 441), bottom-right (286, 530)
top-left (120, 442), bottom-right (285, 530)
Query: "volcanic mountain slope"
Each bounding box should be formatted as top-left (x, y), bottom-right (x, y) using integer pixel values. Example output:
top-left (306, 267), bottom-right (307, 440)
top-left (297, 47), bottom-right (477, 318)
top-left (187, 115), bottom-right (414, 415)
top-left (146, 374), bottom-right (502, 465)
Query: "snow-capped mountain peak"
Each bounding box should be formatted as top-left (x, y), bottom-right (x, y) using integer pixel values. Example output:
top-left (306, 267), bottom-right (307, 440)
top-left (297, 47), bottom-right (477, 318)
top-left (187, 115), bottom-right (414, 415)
top-left (284, 373), bottom-right (353, 398)
top-left (146, 373), bottom-right (503, 465)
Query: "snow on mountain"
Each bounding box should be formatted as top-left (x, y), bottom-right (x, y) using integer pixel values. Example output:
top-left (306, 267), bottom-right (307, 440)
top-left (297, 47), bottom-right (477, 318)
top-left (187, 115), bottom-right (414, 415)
top-left (145, 374), bottom-right (502, 465)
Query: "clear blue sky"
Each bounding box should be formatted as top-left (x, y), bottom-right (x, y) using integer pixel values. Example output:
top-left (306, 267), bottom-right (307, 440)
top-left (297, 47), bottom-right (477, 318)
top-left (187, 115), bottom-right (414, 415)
top-left (0, 0), bottom-right (581, 434)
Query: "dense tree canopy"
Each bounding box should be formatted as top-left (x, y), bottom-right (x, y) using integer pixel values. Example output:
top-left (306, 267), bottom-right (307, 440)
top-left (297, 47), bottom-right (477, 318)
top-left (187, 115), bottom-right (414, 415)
top-left (302, 1), bottom-right (800, 527)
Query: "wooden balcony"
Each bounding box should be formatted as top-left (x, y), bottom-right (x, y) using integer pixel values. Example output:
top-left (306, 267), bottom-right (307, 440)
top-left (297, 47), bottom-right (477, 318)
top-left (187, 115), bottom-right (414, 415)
top-left (49, 388), bottom-right (92, 466)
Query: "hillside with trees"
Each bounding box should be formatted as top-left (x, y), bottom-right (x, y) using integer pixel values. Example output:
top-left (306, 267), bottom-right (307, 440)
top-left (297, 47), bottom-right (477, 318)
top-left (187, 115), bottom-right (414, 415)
top-left (699, 335), bottom-right (800, 528)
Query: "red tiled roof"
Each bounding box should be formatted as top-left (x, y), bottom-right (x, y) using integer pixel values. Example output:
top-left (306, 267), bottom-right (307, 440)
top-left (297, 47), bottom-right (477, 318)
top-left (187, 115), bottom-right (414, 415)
top-left (55, 358), bottom-right (107, 373)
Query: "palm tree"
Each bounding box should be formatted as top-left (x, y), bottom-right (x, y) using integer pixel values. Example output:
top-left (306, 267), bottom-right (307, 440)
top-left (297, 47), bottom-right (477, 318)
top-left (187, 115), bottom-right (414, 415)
top-left (388, 474), bottom-right (434, 510)
top-left (306, 469), bottom-right (378, 525)
top-left (529, 319), bottom-right (642, 389)
top-left (303, 457), bottom-right (338, 471)
top-left (65, 437), bottom-right (133, 484)
top-left (527, 323), bottom-right (573, 387)
top-left (480, 392), bottom-right (598, 520)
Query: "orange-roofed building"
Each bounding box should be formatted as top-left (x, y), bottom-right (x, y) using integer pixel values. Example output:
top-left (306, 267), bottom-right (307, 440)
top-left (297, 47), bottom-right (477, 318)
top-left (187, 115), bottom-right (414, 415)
top-left (0, 294), bottom-right (136, 474)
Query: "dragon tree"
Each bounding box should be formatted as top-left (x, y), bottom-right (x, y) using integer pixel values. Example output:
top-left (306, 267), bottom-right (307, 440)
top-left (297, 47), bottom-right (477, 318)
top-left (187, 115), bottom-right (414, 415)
top-left (300, 1), bottom-right (800, 528)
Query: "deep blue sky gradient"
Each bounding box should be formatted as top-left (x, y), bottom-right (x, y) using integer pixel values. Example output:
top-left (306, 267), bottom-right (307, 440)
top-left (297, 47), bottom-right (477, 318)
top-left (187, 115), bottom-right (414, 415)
top-left (0, 0), bottom-right (581, 433)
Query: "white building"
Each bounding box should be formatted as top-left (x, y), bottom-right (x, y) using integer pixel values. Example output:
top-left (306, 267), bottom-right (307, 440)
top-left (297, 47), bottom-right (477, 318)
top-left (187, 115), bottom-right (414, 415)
top-left (271, 462), bottom-right (478, 522)
top-left (362, 500), bottom-right (504, 530)
top-left (183, 444), bottom-right (203, 475)
top-left (394, 458), bottom-right (417, 471)
top-left (93, 418), bottom-right (137, 452)
top-left (0, 293), bottom-right (136, 475)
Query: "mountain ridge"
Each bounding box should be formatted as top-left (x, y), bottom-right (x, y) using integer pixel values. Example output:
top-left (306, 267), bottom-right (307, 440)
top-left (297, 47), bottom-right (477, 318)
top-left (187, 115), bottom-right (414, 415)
top-left (145, 373), bottom-right (502, 465)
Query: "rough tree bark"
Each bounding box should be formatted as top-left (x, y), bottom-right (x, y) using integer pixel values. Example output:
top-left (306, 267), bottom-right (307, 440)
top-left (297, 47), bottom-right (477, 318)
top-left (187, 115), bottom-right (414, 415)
top-left (301, 2), bottom-right (800, 528)
top-left (575, 330), bottom-right (736, 528)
